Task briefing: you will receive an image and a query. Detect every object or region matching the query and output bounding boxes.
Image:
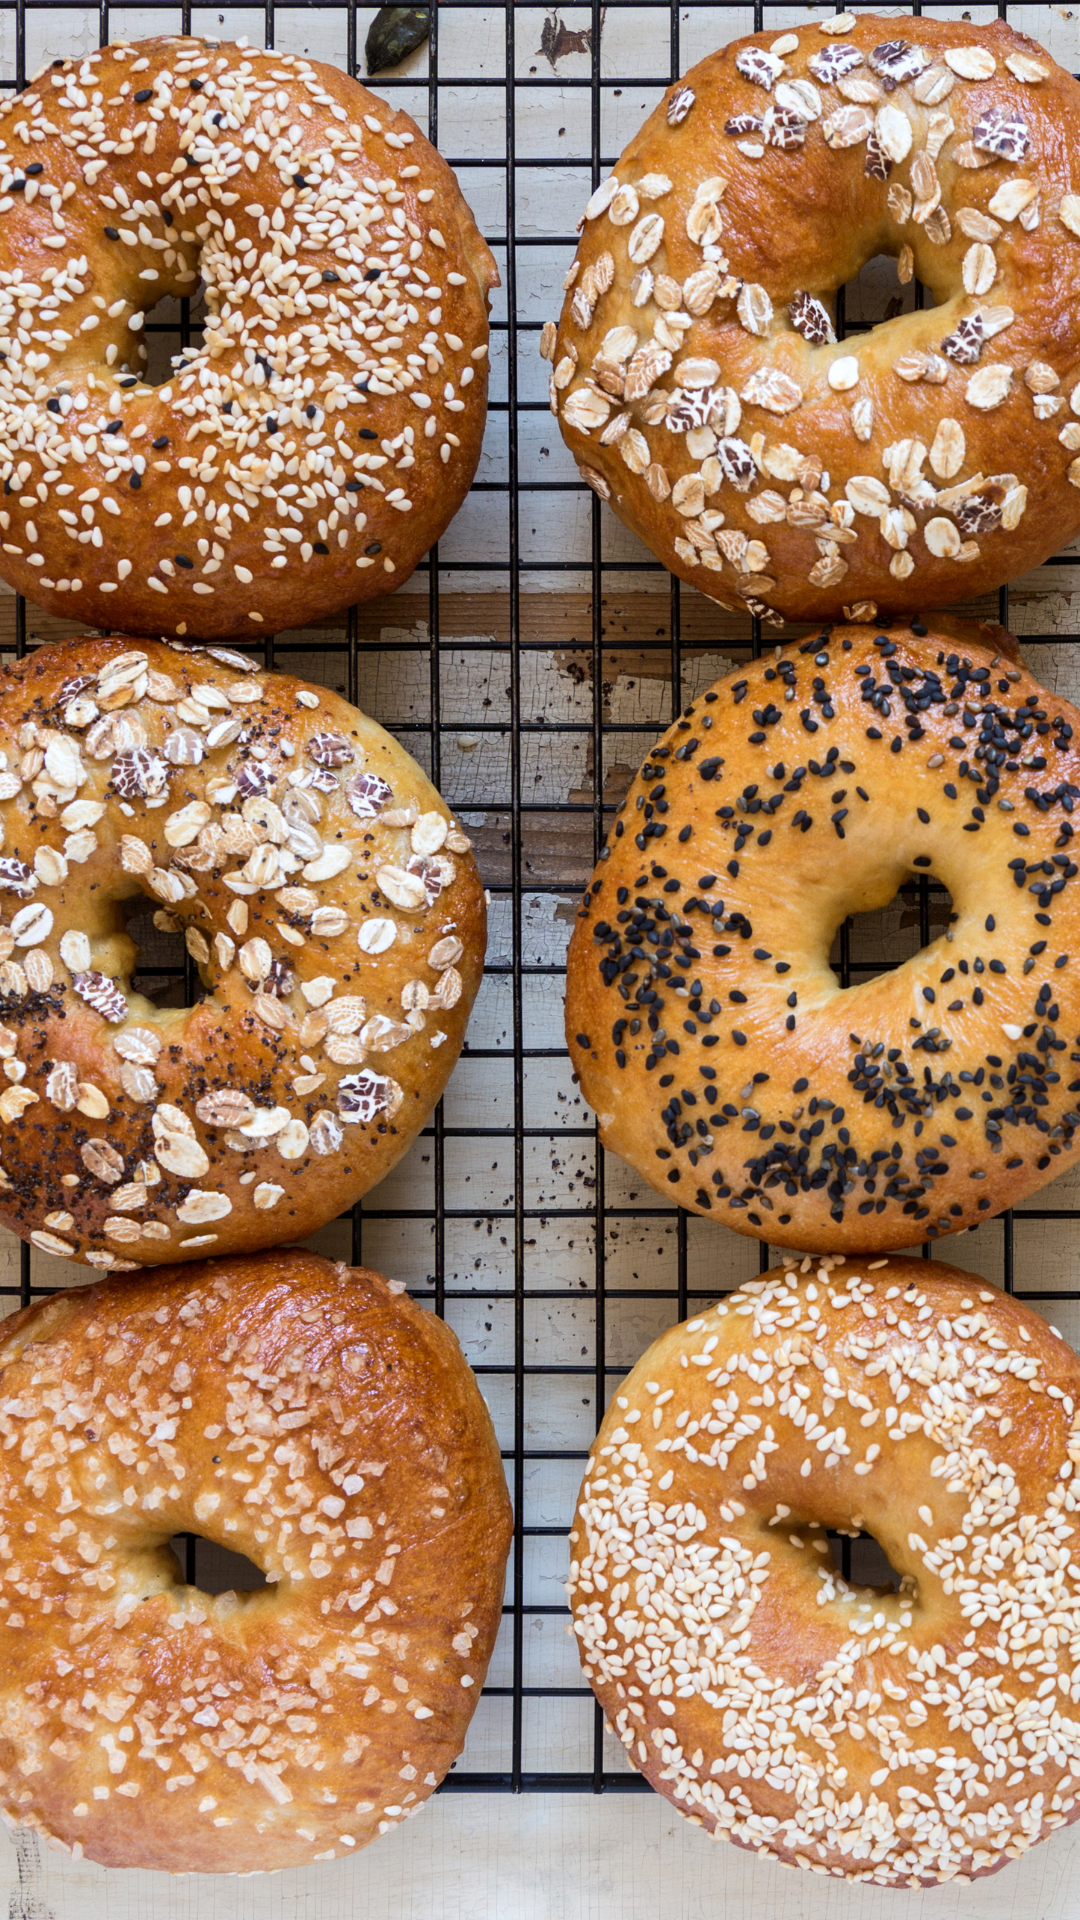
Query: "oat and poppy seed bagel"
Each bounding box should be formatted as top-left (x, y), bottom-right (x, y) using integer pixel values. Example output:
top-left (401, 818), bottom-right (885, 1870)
top-left (566, 617), bottom-right (1080, 1250)
top-left (570, 1254), bottom-right (1080, 1886)
top-left (547, 13), bottom-right (1080, 625)
top-left (0, 1249), bottom-right (512, 1872)
top-left (0, 637), bottom-right (484, 1269)
top-left (0, 36), bottom-right (497, 640)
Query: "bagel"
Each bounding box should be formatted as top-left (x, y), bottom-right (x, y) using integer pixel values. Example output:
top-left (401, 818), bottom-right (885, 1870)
top-left (0, 1249), bottom-right (511, 1872)
top-left (570, 1254), bottom-right (1080, 1886)
top-left (566, 617), bottom-right (1080, 1250)
top-left (547, 13), bottom-right (1080, 625)
top-left (0, 36), bottom-right (496, 640)
top-left (0, 636), bottom-right (484, 1269)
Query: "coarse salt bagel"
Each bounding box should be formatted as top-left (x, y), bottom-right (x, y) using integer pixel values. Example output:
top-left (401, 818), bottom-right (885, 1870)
top-left (0, 636), bottom-right (485, 1269)
top-left (0, 35), bottom-right (496, 640)
top-left (547, 13), bottom-right (1080, 626)
top-left (0, 1249), bottom-right (511, 1872)
top-left (570, 1254), bottom-right (1080, 1886)
top-left (566, 617), bottom-right (1080, 1251)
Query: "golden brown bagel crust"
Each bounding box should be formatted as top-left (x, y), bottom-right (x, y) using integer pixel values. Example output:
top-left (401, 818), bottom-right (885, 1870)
top-left (565, 617), bottom-right (1080, 1250)
top-left (0, 1250), bottom-right (512, 1873)
top-left (0, 637), bottom-right (485, 1268)
top-left (0, 37), bottom-right (497, 640)
top-left (570, 1255), bottom-right (1080, 1886)
top-left (549, 14), bottom-right (1080, 624)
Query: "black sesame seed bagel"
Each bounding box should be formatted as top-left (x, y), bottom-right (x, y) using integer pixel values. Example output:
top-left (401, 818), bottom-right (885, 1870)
top-left (548, 13), bottom-right (1080, 625)
top-left (570, 1255), bottom-right (1080, 1887)
top-left (0, 637), bottom-right (485, 1270)
top-left (566, 616), bottom-right (1080, 1250)
top-left (0, 1250), bottom-right (512, 1872)
top-left (0, 37), bottom-right (497, 640)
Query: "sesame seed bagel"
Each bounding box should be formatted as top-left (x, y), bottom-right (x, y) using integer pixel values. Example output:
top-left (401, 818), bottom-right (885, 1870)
top-left (547, 13), bottom-right (1080, 625)
top-left (0, 36), bottom-right (497, 640)
top-left (570, 1255), bottom-right (1080, 1886)
top-left (0, 637), bottom-right (485, 1269)
top-left (0, 1249), bottom-right (512, 1872)
top-left (565, 617), bottom-right (1080, 1251)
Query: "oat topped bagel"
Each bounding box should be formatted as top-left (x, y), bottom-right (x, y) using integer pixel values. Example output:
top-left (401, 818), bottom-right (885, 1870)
top-left (0, 37), bottom-right (497, 639)
top-left (548, 13), bottom-right (1080, 623)
top-left (566, 617), bottom-right (1080, 1250)
top-left (0, 638), bottom-right (484, 1268)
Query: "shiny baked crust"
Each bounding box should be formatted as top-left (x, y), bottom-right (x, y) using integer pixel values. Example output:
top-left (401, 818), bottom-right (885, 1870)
top-left (0, 36), bottom-right (497, 640)
top-left (548, 13), bottom-right (1080, 624)
top-left (571, 1254), bottom-right (1080, 1885)
top-left (565, 616), bottom-right (1080, 1250)
top-left (0, 1249), bottom-right (512, 1872)
top-left (0, 637), bottom-right (485, 1267)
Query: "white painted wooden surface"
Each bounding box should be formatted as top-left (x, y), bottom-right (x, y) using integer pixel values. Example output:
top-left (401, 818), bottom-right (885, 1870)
top-left (3, 0), bottom-right (1080, 1911)
top-left (10, 1794), bottom-right (1080, 1917)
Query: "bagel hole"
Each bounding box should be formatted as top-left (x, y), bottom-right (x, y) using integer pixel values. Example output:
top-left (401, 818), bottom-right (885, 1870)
top-left (123, 897), bottom-right (201, 1013)
top-left (827, 1529), bottom-right (904, 1594)
top-left (128, 288), bottom-right (208, 388)
top-left (837, 252), bottom-right (924, 333)
top-left (169, 1534), bottom-right (268, 1595)
top-left (830, 880), bottom-right (954, 986)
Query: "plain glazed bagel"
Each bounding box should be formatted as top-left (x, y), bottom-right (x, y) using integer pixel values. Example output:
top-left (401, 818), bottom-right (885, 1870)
top-left (0, 1249), bottom-right (511, 1872)
top-left (0, 36), bottom-right (496, 640)
top-left (0, 636), bottom-right (485, 1268)
top-left (566, 617), bottom-right (1080, 1250)
top-left (570, 1254), bottom-right (1080, 1886)
top-left (547, 13), bottom-right (1080, 625)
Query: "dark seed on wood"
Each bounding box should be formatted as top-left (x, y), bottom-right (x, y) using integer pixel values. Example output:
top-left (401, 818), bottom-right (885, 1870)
top-left (365, 6), bottom-right (430, 74)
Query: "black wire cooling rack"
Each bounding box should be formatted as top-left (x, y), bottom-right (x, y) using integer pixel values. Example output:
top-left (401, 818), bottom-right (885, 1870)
top-left (2, 0), bottom-right (1078, 1799)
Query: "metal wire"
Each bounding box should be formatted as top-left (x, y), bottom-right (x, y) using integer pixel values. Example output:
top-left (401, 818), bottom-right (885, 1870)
top-left (0, 0), bottom-right (1075, 1798)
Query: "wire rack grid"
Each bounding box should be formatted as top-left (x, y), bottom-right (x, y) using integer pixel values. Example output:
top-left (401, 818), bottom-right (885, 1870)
top-left (1, 0), bottom-right (1079, 1805)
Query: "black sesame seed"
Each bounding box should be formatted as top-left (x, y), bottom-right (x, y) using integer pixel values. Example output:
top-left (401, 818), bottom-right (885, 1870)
top-left (152, 435), bottom-right (169, 449)
top-left (322, 270), bottom-right (339, 282)
top-left (103, 226), bottom-right (119, 240)
top-left (134, 86), bottom-right (153, 101)
top-left (365, 541), bottom-right (382, 556)
top-left (364, 268), bottom-right (381, 281)
top-left (104, 419), bottom-right (122, 433)
top-left (313, 541), bottom-right (329, 554)
top-left (128, 472), bottom-right (141, 489)
top-left (174, 554), bottom-right (193, 569)
top-left (359, 428), bottom-right (378, 441)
